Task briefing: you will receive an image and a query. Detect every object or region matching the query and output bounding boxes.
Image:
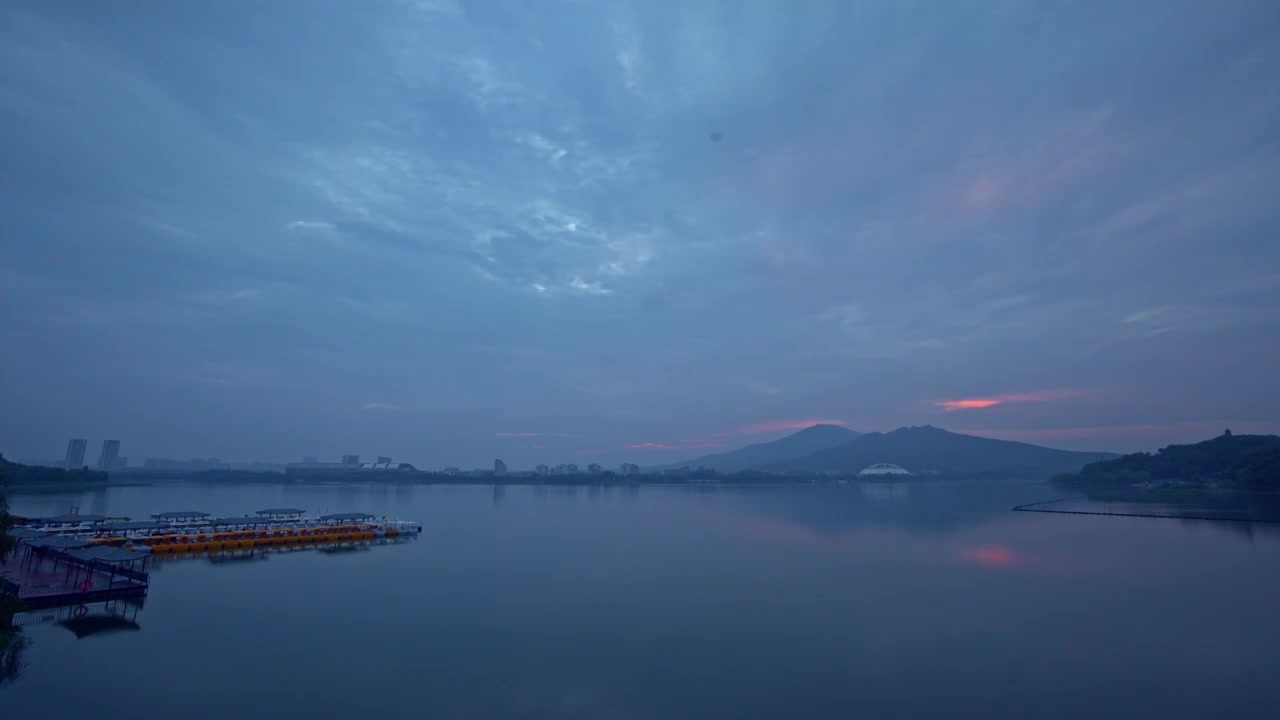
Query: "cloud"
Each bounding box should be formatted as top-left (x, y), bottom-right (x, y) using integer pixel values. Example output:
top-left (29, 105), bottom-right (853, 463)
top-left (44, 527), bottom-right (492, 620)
top-left (621, 439), bottom-right (725, 451)
top-left (567, 277), bottom-right (611, 295)
top-left (286, 220), bottom-right (336, 231)
top-left (935, 390), bottom-right (1079, 411)
top-left (4, 1), bottom-right (1280, 469)
top-left (496, 432), bottom-right (582, 438)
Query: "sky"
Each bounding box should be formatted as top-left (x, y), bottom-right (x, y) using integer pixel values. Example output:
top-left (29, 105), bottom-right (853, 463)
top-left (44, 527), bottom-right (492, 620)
top-left (2, 0), bottom-right (1280, 469)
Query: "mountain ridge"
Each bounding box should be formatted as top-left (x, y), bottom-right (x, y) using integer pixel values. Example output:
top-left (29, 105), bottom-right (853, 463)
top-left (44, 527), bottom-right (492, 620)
top-left (760, 425), bottom-right (1116, 476)
top-left (660, 424), bottom-right (861, 473)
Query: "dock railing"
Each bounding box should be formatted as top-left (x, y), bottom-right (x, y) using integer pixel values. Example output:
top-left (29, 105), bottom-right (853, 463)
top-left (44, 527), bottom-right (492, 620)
top-left (90, 559), bottom-right (148, 584)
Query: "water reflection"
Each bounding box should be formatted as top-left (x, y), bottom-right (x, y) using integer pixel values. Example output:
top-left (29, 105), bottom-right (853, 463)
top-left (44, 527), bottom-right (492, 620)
top-left (859, 482), bottom-right (911, 501)
top-left (48, 599), bottom-right (144, 639)
top-left (707, 482), bottom-right (1064, 539)
top-left (395, 484), bottom-right (415, 504)
top-left (1020, 493), bottom-right (1280, 543)
top-left (3, 597), bottom-right (145, 683)
top-left (0, 626), bottom-right (29, 687)
top-left (87, 492), bottom-right (112, 519)
top-left (4, 482), bottom-right (1280, 717)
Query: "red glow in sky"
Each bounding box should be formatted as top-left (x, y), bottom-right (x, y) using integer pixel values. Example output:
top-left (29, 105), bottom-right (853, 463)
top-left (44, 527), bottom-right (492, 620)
top-left (935, 389), bottom-right (1079, 411)
top-left (937, 399), bottom-right (1002, 410)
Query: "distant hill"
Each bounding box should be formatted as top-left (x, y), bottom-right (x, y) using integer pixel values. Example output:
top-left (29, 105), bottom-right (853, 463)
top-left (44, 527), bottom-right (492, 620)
top-left (761, 425), bottom-right (1115, 477)
top-left (0, 455), bottom-right (108, 485)
top-left (665, 424), bottom-right (861, 473)
top-left (1053, 431), bottom-right (1280, 490)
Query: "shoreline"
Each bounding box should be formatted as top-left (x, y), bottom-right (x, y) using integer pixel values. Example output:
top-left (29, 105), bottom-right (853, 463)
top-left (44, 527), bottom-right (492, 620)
top-left (3, 481), bottom-right (153, 494)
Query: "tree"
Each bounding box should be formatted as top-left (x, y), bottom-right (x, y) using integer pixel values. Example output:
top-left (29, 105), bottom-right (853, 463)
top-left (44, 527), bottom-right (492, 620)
top-left (0, 467), bottom-right (14, 563)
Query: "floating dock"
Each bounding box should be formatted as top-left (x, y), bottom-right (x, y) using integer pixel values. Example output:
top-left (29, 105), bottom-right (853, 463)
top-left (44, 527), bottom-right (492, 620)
top-left (3, 507), bottom-right (422, 612)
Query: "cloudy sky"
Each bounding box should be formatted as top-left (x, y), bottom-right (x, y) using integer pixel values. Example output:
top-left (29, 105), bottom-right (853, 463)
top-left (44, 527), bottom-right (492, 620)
top-left (2, 0), bottom-right (1279, 469)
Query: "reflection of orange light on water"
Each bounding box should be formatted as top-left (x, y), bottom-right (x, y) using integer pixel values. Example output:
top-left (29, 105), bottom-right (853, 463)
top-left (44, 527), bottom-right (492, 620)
top-left (962, 545), bottom-right (1015, 567)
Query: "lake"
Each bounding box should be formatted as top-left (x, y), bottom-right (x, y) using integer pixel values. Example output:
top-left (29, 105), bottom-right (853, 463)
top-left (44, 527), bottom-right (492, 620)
top-left (4, 481), bottom-right (1280, 719)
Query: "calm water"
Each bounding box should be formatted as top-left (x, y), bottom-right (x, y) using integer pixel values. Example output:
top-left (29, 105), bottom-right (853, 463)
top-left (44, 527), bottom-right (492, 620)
top-left (4, 481), bottom-right (1280, 719)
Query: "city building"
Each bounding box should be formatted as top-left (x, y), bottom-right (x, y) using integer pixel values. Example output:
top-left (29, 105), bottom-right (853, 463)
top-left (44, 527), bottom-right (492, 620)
top-left (587, 463), bottom-right (603, 475)
top-left (342, 454), bottom-right (360, 465)
top-left (535, 464), bottom-right (549, 476)
top-left (376, 456), bottom-right (392, 465)
top-left (553, 463), bottom-right (579, 475)
top-left (494, 458), bottom-right (508, 476)
top-left (618, 463), bottom-right (640, 475)
top-left (285, 459), bottom-right (413, 475)
top-left (359, 461), bottom-right (415, 471)
top-left (64, 438), bottom-right (87, 470)
top-left (114, 456), bottom-right (129, 471)
top-left (98, 440), bottom-right (121, 472)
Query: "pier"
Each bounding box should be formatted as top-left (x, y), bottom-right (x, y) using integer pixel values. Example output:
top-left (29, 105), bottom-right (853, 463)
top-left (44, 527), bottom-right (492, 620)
top-left (1, 533), bottom-right (150, 609)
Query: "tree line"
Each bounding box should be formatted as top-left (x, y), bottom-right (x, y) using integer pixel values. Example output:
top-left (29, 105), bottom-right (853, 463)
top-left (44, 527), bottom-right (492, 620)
top-left (1053, 431), bottom-right (1280, 490)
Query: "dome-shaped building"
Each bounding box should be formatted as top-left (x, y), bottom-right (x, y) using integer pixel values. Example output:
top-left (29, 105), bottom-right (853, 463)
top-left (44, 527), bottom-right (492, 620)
top-left (858, 463), bottom-right (911, 477)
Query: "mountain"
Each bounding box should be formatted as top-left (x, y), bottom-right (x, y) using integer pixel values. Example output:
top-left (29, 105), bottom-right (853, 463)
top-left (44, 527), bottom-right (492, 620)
top-left (1053, 431), bottom-right (1280, 490)
top-left (761, 425), bottom-right (1115, 477)
top-left (666, 424), bottom-right (861, 473)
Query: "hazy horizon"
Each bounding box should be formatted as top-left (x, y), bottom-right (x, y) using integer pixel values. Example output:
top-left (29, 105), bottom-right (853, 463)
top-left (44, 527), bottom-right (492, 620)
top-left (1, 421), bottom-right (1239, 473)
top-left (3, 1), bottom-right (1279, 468)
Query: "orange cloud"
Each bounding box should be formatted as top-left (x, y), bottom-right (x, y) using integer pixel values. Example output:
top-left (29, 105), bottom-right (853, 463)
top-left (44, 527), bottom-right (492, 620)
top-left (936, 399), bottom-right (1002, 410)
top-left (935, 389), bottom-right (1078, 411)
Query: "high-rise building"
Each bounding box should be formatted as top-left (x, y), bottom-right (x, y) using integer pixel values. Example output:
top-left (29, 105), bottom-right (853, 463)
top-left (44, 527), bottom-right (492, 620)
top-left (494, 458), bottom-right (508, 476)
top-left (535, 464), bottom-right (549, 476)
top-left (376, 456), bottom-right (392, 465)
top-left (619, 463), bottom-right (640, 475)
top-left (342, 454), bottom-right (360, 465)
top-left (98, 440), bottom-right (121, 472)
top-left (64, 438), bottom-right (87, 470)
top-left (114, 456), bottom-right (129, 471)
top-left (587, 463), bottom-right (603, 475)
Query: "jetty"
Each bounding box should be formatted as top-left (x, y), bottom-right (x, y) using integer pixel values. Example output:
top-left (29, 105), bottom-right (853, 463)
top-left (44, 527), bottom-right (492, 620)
top-left (1, 530), bottom-right (150, 609)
